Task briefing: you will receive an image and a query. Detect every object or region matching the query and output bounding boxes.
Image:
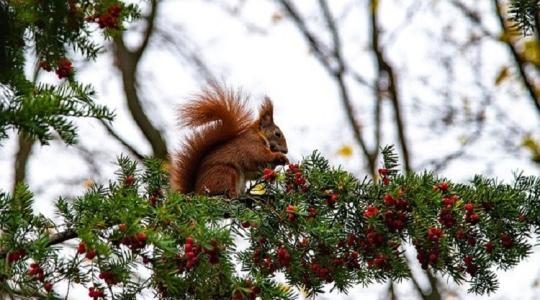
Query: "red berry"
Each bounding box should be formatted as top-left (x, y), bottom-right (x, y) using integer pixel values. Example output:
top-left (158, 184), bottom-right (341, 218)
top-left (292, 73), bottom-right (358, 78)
top-left (427, 227), bottom-right (443, 242)
top-left (118, 223), bottom-right (127, 232)
top-left (500, 234), bottom-right (513, 249)
top-left (7, 249), bottom-right (26, 263)
top-left (149, 195), bottom-right (158, 206)
top-left (39, 61), bottom-right (52, 71)
top-left (186, 236), bottom-right (193, 245)
top-left (295, 177), bottom-right (306, 186)
top-left (466, 213), bottom-right (480, 225)
top-left (485, 241), bottom-right (494, 253)
top-left (97, 14), bottom-right (117, 28)
top-left (382, 177), bottom-right (390, 185)
top-left (277, 246), bottom-right (291, 267)
top-left (241, 221), bottom-right (251, 228)
top-left (124, 175), bottom-right (135, 186)
top-left (463, 203), bottom-right (474, 212)
top-left (55, 58), bottom-right (72, 79)
top-left (85, 250), bottom-right (96, 260)
top-left (262, 168), bottom-right (277, 181)
top-left (287, 213), bottom-right (296, 222)
top-left (363, 205), bottom-right (379, 218)
top-left (136, 232), bottom-right (147, 243)
top-left (307, 207), bottom-right (317, 219)
top-left (429, 251), bottom-right (439, 264)
top-left (327, 193), bottom-right (338, 205)
top-left (288, 163), bottom-right (299, 173)
top-left (107, 4), bottom-right (122, 18)
top-left (77, 242), bottom-right (86, 254)
top-left (378, 168), bottom-right (389, 176)
top-left (286, 204), bottom-right (297, 214)
top-left (437, 182), bottom-right (449, 191)
top-left (383, 193), bottom-right (395, 206)
top-left (373, 254), bottom-right (387, 268)
top-left (44, 282), bottom-right (53, 292)
top-left (441, 195), bottom-right (458, 207)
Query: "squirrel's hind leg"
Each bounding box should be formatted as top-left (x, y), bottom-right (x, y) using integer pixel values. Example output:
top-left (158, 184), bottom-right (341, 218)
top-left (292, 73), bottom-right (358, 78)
top-left (195, 165), bottom-right (242, 199)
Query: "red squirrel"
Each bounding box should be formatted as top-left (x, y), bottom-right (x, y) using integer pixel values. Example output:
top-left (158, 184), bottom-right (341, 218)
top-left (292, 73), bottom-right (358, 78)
top-left (170, 85), bottom-right (289, 198)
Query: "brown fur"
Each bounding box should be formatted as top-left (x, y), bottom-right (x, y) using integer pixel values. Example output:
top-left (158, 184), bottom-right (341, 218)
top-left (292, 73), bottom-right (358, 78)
top-left (170, 85), bottom-right (288, 198)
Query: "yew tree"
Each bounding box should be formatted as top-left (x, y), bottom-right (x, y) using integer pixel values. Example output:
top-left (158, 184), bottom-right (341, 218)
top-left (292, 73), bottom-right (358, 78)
top-left (2, 0), bottom-right (540, 299)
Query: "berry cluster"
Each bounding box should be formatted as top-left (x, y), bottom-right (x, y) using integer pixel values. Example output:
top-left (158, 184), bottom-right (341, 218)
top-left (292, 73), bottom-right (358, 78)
top-left (86, 4), bottom-right (122, 29)
top-left (99, 271), bottom-right (119, 285)
top-left (39, 58), bottom-right (73, 79)
top-left (88, 287), bottom-right (105, 299)
top-left (7, 249), bottom-right (26, 263)
top-left (325, 191), bottom-right (338, 207)
top-left (416, 227), bottom-right (444, 270)
top-left (55, 58), bottom-right (73, 79)
top-left (149, 189), bottom-right (163, 206)
top-left (181, 236), bottom-right (200, 270)
top-left (77, 242), bottom-right (97, 259)
top-left (464, 202), bottom-right (480, 225)
top-left (28, 262), bottom-right (45, 282)
top-left (277, 246), bottom-right (291, 267)
top-left (378, 168), bottom-right (391, 185)
top-left (120, 231), bottom-right (147, 251)
top-left (285, 164), bottom-right (307, 192)
top-left (286, 204), bottom-right (297, 222)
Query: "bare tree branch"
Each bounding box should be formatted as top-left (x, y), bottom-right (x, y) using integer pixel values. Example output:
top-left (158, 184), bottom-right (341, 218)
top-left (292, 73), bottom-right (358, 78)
top-left (278, 0), bottom-right (377, 176)
top-left (12, 134), bottom-right (34, 193)
top-left (494, 0), bottom-right (540, 115)
top-left (135, 0), bottom-right (159, 61)
top-left (113, 0), bottom-right (168, 159)
top-left (368, 0), bottom-right (411, 173)
top-left (98, 119), bottom-right (145, 161)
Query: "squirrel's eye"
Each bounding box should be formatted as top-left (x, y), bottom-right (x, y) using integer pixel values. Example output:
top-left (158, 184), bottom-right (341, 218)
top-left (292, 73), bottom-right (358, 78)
top-left (275, 131), bottom-right (282, 137)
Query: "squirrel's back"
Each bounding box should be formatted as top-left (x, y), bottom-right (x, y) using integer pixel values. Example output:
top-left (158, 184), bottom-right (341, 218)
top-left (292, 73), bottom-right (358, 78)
top-left (170, 85), bottom-right (252, 193)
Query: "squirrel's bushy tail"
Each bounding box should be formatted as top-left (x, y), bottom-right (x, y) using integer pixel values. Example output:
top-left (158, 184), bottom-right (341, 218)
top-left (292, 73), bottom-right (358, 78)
top-left (170, 85), bottom-right (252, 193)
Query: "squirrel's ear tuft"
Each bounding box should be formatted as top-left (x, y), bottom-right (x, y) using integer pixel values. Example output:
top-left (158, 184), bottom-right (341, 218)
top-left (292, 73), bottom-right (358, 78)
top-left (258, 96), bottom-right (274, 127)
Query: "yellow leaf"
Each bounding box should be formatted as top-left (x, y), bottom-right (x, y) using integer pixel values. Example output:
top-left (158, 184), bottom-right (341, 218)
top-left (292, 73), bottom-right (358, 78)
top-left (83, 179), bottom-right (94, 188)
top-left (249, 183), bottom-right (266, 195)
top-left (271, 11), bottom-right (283, 24)
top-left (162, 161), bottom-right (170, 172)
top-left (522, 38), bottom-right (540, 66)
top-left (370, 0), bottom-right (378, 13)
top-left (276, 283), bottom-right (291, 293)
top-left (522, 134), bottom-right (540, 163)
top-left (497, 30), bottom-right (512, 43)
top-left (522, 134), bottom-right (539, 149)
top-left (337, 145), bottom-right (353, 157)
top-left (494, 66), bottom-right (510, 86)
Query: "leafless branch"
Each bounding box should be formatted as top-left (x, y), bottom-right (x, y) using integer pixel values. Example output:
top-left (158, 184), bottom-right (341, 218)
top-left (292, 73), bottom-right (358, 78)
top-left (493, 0), bottom-right (540, 115)
top-left (368, 0), bottom-right (411, 173)
top-left (98, 119), bottom-right (145, 161)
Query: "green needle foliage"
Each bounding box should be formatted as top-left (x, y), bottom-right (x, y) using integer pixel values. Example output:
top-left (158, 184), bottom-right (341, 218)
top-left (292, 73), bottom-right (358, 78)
top-left (1, 147), bottom-right (540, 299)
top-left (509, 0), bottom-right (540, 34)
top-left (0, 0), bottom-right (138, 144)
